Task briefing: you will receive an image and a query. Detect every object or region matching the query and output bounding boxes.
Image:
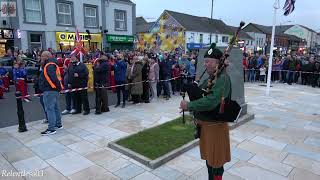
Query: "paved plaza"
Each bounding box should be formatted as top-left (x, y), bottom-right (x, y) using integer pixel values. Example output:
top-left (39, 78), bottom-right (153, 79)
top-left (0, 83), bottom-right (320, 180)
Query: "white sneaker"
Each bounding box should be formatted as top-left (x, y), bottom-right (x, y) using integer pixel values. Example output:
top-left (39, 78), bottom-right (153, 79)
top-left (70, 109), bottom-right (77, 114)
top-left (61, 110), bottom-right (70, 115)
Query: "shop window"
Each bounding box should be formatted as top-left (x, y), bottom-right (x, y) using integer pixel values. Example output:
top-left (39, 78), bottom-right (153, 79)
top-left (215, 35), bottom-right (218, 43)
top-left (222, 36), bottom-right (229, 43)
top-left (24, 0), bottom-right (42, 23)
top-left (115, 10), bottom-right (127, 31)
top-left (84, 6), bottom-right (98, 28)
top-left (199, 34), bottom-right (203, 44)
top-left (57, 2), bottom-right (73, 25)
top-left (30, 34), bottom-right (42, 49)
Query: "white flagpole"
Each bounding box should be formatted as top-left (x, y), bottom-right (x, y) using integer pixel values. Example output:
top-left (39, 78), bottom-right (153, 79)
top-left (80, 53), bottom-right (83, 63)
top-left (266, 0), bottom-right (280, 96)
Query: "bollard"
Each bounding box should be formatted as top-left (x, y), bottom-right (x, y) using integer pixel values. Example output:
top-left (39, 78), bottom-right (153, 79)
top-left (15, 91), bottom-right (27, 132)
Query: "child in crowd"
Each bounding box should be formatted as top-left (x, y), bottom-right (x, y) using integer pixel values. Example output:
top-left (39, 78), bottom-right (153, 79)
top-left (259, 64), bottom-right (266, 82)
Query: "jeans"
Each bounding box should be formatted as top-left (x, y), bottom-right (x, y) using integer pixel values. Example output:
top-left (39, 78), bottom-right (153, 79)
top-left (163, 75), bottom-right (170, 97)
top-left (248, 69), bottom-right (255, 82)
top-left (149, 81), bottom-right (157, 100)
top-left (287, 71), bottom-right (294, 84)
top-left (40, 95), bottom-right (48, 120)
top-left (116, 81), bottom-right (126, 105)
top-left (43, 91), bottom-right (62, 131)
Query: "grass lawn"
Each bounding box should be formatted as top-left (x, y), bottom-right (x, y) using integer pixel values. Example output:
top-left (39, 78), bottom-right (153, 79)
top-left (116, 116), bottom-right (195, 160)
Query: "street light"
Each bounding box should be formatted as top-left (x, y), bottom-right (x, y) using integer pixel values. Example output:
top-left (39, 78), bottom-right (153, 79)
top-left (209, 0), bottom-right (214, 44)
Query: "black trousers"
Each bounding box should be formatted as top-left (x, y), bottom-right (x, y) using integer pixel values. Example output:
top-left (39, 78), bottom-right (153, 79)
top-left (72, 89), bottom-right (90, 113)
top-left (95, 87), bottom-right (109, 113)
top-left (142, 81), bottom-right (150, 102)
top-left (116, 81), bottom-right (126, 105)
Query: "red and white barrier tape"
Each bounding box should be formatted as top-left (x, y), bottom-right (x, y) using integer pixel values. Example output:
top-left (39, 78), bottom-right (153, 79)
top-left (15, 75), bottom-right (192, 99)
top-left (244, 69), bottom-right (320, 75)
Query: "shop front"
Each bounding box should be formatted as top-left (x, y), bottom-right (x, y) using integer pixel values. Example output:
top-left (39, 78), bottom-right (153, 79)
top-left (0, 29), bottom-right (14, 57)
top-left (106, 34), bottom-right (134, 51)
top-left (55, 32), bottom-right (102, 51)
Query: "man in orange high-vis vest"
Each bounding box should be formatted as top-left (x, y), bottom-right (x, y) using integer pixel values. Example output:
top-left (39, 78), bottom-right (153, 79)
top-left (39, 51), bottom-right (64, 135)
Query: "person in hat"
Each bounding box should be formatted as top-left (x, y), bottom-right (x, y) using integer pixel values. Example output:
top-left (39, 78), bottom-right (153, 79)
top-left (179, 43), bottom-right (231, 180)
top-left (93, 55), bottom-right (110, 114)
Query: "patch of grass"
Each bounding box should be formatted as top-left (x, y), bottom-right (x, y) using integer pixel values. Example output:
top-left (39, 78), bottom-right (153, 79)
top-left (116, 116), bottom-right (195, 160)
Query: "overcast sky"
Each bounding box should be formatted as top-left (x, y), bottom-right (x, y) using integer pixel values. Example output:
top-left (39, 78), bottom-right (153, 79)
top-left (131, 0), bottom-right (320, 31)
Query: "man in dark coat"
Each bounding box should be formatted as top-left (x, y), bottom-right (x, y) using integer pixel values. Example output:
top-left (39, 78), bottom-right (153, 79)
top-left (94, 55), bottom-right (110, 114)
top-left (39, 51), bottom-right (63, 135)
top-left (68, 55), bottom-right (90, 115)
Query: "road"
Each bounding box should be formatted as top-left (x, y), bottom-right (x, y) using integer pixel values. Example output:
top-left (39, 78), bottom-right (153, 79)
top-left (0, 84), bottom-right (117, 128)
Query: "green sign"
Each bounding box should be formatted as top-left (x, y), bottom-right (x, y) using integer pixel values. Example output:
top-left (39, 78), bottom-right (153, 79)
top-left (107, 35), bottom-right (134, 43)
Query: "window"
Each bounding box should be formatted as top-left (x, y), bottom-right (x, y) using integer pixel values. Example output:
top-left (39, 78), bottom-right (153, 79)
top-left (215, 35), bottom-right (218, 43)
top-left (30, 34), bottom-right (42, 49)
top-left (24, 0), bottom-right (42, 23)
top-left (57, 2), bottom-right (72, 25)
top-left (199, 34), bottom-right (203, 43)
top-left (84, 6), bottom-right (97, 27)
top-left (251, 41), bottom-right (253, 46)
top-left (115, 10), bottom-right (126, 31)
top-left (190, 33), bottom-right (195, 43)
top-left (222, 36), bottom-right (229, 43)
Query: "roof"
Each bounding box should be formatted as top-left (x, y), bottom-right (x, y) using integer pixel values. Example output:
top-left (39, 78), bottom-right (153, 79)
top-left (136, 22), bottom-right (154, 33)
top-left (136, 17), bottom-right (147, 25)
top-left (164, 10), bottom-right (232, 34)
top-left (244, 23), bottom-right (301, 41)
top-left (113, 0), bottom-right (134, 4)
top-left (227, 25), bottom-right (253, 40)
top-left (300, 25), bottom-right (318, 33)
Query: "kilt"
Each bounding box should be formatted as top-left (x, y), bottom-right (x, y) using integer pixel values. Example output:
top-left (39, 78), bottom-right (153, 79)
top-left (198, 120), bottom-right (231, 168)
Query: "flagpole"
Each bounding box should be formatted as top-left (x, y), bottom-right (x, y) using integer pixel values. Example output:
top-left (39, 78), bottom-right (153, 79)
top-left (266, 0), bottom-right (279, 96)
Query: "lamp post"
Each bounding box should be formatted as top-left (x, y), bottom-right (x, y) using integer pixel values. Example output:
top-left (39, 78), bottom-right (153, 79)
top-left (86, 30), bottom-right (91, 52)
top-left (266, 0), bottom-right (280, 96)
top-left (209, 0), bottom-right (214, 44)
top-left (65, 27), bottom-right (70, 50)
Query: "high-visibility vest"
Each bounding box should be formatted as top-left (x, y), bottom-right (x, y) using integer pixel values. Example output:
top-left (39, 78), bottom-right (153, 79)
top-left (44, 62), bottom-right (64, 90)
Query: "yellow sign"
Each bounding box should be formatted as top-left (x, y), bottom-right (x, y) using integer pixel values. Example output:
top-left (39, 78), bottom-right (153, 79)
top-left (55, 32), bottom-right (102, 42)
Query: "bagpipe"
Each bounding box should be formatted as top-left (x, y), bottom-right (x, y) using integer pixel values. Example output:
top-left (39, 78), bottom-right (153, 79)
top-left (183, 21), bottom-right (245, 124)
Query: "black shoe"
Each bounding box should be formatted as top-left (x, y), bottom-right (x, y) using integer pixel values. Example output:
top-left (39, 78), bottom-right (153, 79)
top-left (122, 104), bottom-right (125, 108)
top-left (95, 111), bottom-right (102, 115)
top-left (115, 104), bottom-right (120, 108)
top-left (18, 128), bottom-right (28, 133)
top-left (102, 108), bottom-right (110, 112)
top-left (83, 111), bottom-right (90, 115)
top-left (41, 129), bottom-right (56, 135)
top-left (55, 125), bottom-right (63, 130)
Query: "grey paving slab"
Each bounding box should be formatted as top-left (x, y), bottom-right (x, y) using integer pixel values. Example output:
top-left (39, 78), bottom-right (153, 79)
top-left (113, 163), bottom-right (145, 180)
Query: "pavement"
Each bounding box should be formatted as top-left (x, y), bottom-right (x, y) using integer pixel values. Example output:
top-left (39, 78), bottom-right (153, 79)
top-left (0, 84), bottom-right (117, 128)
top-left (0, 83), bottom-right (320, 180)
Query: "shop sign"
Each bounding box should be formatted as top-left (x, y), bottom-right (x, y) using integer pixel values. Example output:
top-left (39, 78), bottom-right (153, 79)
top-left (56, 32), bottom-right (101, 42)
top-left (107, 35), bottom-right (134, 43)
top-left (187, 43), bottom-right (204, 49)
top-left (0, 29), bottom-right (14, 39)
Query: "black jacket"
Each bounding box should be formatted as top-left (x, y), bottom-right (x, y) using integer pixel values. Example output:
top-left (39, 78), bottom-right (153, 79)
top-left (142, 63), bottom-right (150, 81)
top-left (39, 58), bottom-right (63, 92)
top-left (94, 60), bottom-right (109, 86)
top-left (68, 62), bottom-right (89, 88)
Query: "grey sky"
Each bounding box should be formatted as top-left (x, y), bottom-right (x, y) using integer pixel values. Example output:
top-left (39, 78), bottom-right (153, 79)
top-left (132, 0), bottom-right (320, 31)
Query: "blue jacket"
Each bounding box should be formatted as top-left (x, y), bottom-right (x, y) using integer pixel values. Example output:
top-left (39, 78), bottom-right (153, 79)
top-left (160, 59), bottom-right (175, 78)
top-left (39, 58), bottom-right (63, 92)
top-left (178, 59), bottom-right (191, 74)
top-left (13, 68), bottom-right (27, 81)
top-left (189, 64), bottom-right (196, 76)
top-left (114, 60), bottom-right (127, 82)
top-left (0, 67), bottom-right (7, 76)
